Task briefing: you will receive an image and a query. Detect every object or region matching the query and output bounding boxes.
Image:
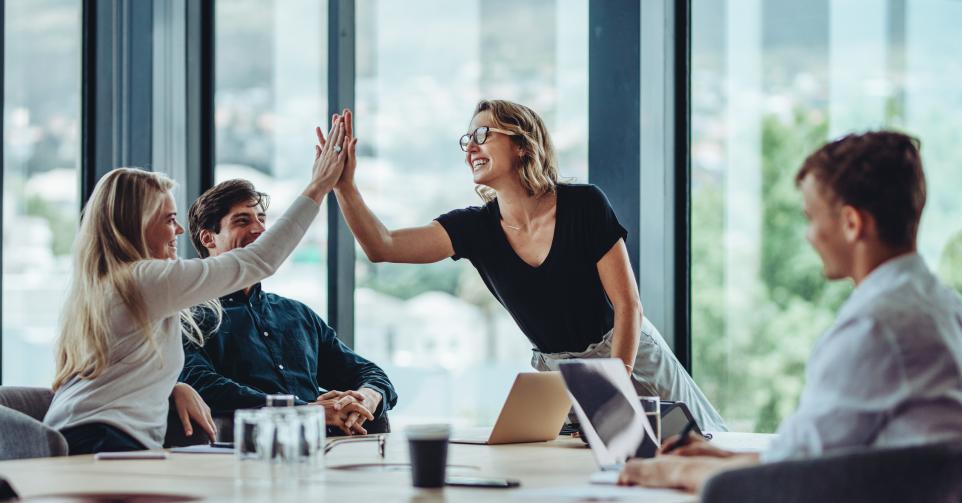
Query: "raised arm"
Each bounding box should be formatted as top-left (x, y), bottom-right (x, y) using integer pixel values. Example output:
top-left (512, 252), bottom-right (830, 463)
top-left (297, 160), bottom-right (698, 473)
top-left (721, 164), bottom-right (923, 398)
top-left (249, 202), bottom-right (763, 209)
top-left (136, 116), bottom-right (348, 319)
top-left (329, 110), bottom-right (454, 264)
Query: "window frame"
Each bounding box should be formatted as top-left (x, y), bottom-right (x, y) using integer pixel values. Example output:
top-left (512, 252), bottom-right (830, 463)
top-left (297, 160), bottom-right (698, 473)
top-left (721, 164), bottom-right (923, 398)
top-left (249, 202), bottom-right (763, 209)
top-left (0, 0), bottom-right (694, 383)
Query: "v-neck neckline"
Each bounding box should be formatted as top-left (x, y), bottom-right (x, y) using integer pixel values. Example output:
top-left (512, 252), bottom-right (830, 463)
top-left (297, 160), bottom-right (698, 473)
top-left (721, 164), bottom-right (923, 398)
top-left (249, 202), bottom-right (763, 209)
top-left (494, 188), bottom-right (561, 270)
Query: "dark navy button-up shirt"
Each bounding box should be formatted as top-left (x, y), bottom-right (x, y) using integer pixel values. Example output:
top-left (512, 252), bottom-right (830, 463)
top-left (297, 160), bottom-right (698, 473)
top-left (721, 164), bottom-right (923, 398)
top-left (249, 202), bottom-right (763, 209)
top-left (179, 284), bottom-right (397, 418)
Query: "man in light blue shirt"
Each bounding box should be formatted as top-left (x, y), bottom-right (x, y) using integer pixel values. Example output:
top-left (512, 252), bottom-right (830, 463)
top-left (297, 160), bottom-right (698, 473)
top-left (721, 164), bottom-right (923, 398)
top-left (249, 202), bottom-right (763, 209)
top-left (618, 131), bottom-right (962, 492)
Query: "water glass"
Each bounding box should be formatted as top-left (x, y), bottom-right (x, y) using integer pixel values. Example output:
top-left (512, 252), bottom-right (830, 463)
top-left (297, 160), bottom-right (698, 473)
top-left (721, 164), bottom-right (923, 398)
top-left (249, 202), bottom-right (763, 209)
top-left (234, 406), bottom-right (326, 474)
top-left (636, 396), bottom-right (661, 458)
top-left (265, 394), bottom-right (295, 407)
top-left (639, 396), bottom-right (661, 444)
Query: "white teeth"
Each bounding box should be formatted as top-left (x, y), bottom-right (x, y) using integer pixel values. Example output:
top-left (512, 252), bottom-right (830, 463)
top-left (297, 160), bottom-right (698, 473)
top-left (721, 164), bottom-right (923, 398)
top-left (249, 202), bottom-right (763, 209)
top-left (472, 159), bottom-right (488, 168)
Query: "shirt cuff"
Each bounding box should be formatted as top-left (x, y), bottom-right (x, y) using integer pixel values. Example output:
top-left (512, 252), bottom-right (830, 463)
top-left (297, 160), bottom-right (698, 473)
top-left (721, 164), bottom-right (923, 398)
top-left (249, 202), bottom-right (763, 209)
top-left (361, 385), bottom-right (388, 418)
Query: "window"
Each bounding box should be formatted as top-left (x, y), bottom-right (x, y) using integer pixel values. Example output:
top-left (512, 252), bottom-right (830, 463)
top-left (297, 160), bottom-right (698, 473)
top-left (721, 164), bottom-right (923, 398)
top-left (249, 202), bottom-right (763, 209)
top-left (214, 0), bottom-right (329, 316)
top-left (690, 0), bottom-right (962, 432)
top-left (353, 0), bottom-right (588, 427)
top-left (2, 0), bottom-right (81, 385)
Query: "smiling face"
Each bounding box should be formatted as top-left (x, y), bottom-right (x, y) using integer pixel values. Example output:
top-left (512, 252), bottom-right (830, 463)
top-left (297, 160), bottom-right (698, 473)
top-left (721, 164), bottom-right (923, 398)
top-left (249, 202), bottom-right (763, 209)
top-left (800, 174), bottom-right (856, 280)
top-left (199, 199), bottom-right (267, 257)
top-left (464, 111), bottom-right (521, 188)
top-left (145, 191), bottom-right (184, 260)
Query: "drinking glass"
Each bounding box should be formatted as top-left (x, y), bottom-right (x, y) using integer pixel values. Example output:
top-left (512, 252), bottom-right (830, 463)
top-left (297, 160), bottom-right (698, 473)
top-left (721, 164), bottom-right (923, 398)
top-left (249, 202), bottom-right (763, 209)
top-left (639, 396), bottom-right (661, 444)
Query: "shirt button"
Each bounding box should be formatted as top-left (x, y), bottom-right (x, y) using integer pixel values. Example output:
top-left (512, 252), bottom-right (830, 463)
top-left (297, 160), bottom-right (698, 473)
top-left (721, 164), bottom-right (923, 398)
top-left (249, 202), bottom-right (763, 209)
top-left (263, 331), bottom-right (269, 337)
top-left (278, 364), bottom-right (285, 370)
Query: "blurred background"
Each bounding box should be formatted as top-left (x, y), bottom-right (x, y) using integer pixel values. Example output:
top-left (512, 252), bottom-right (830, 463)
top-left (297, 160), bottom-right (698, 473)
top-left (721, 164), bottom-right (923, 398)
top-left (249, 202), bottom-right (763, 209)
top-left (4, 0), bottom-right (960, 432)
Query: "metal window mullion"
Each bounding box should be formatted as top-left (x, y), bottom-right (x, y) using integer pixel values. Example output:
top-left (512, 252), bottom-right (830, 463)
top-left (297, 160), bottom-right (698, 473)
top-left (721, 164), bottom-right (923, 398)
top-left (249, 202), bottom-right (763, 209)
top-left (81, 0), bottom-right (154, 205)
top-left (1, 0), bottom-right (5, 384)
top-left (327, 0), bottom-right (356, 347)
top-left (588, 0), bottom-right (642, 284)
top-left (184, 0), bottom-right (215, 250)
top-left (673, 0), bottom-right (692, 371)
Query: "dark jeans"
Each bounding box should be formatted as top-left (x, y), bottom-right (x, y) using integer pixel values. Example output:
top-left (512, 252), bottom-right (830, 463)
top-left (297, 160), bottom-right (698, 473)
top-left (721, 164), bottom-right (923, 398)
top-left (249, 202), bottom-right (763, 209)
top-left (61, 422), bottom-right (146, 455)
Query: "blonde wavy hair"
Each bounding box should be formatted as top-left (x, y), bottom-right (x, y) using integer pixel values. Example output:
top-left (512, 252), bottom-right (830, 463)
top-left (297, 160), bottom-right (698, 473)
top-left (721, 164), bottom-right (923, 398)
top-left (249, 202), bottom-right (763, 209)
top-left (53, 168), bottom-right (220, 391)
top-left (472, 100), bottom-right (560, 203)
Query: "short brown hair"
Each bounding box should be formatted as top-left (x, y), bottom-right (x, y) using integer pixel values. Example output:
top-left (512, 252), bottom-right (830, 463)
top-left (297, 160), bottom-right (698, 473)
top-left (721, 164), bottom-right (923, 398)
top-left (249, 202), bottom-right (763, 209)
top-left (472, 99), bottom-right (559, 203)
top-left (188, 179), bottom-right (269, 258)
top-left (796, 131), bottom-right (926, 248)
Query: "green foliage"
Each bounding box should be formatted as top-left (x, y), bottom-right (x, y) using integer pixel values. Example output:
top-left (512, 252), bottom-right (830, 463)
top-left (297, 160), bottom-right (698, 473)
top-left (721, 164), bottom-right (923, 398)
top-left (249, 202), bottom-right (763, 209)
top-left (938, 232), bottom-right (962, 294)
top-left (25, 195), bottom-right (76, 256)
top-left (692, 109), bottom-right (853, 432)
top-left (358, 260), bottom-right (462, 300)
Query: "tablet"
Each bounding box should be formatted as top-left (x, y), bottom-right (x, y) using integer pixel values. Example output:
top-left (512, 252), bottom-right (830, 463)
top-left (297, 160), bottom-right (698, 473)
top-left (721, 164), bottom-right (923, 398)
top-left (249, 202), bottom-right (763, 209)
top-left (660, 401), bottom-right (710, 440)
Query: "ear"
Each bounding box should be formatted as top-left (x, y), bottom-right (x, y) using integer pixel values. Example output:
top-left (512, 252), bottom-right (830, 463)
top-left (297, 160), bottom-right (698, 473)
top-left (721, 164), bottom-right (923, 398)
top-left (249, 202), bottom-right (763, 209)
top-left (840, 205), bottom-right (865, 243)
top-left (199, 228), bottom-right (217, 250)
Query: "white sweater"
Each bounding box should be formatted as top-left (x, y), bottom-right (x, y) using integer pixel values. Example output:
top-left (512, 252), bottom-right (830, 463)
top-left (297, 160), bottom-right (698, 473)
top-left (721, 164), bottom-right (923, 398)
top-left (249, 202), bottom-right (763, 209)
top-left (44, 196), bottom-right (319, 449)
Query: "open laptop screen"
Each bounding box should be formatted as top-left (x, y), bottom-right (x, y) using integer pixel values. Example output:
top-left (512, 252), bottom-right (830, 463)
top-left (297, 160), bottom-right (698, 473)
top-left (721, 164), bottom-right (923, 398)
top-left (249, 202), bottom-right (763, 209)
top-left (558, 358), bottom-right (657, 467)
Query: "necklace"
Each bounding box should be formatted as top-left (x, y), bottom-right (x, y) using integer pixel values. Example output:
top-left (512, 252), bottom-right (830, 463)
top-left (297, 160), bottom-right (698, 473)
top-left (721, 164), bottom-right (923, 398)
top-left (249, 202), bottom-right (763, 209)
top-left (501, 194), bottom-right (550, 232)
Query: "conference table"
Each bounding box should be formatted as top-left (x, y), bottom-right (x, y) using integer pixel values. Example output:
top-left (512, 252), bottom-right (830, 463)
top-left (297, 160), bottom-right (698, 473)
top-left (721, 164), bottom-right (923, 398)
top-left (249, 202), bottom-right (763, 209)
top-left (0, 432), bottom-right (772, 502)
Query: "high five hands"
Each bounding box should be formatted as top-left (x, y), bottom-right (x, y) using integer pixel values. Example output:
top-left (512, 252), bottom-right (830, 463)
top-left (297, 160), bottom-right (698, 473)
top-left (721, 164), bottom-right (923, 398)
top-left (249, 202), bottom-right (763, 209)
top-left (303, 112), bottom-right (348, 203)
top-left (315, 109), bottom-right (358, 192)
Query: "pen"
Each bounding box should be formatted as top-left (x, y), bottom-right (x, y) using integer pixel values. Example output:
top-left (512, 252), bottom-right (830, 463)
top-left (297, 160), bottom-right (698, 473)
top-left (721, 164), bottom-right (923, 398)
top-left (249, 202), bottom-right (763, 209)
top-left (662, 420), bottom-right (695, 454)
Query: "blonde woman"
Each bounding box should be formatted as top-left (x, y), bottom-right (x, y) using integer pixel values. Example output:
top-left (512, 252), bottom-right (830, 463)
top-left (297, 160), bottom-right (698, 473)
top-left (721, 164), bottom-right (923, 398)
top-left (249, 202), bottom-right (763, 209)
top-left (330, 101), bottom-right (726, 432)
top-left (44, 117), bottom-right (353, 454)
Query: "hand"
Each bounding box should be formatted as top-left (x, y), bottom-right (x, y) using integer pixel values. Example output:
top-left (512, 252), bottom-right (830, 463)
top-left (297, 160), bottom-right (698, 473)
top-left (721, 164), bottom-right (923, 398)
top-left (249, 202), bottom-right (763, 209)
top-left (334, 109), bottom-right (358, 191)
top-left (317, 388), bottom-right (379, 432)
top-left (620, 454), bottom-right (758, 493)
top-left (659, 434), bottom-right (733, 458)
top-left (171, 383), bottom-right (216, 441)
top-left (348, 387), bottom-right (382, 430)
top-left (314, 390), bottom-right (374, 435)
top-left (310, 115), bottom-right (347, 196)
top-left (618, 456), bottom-right (698, 492)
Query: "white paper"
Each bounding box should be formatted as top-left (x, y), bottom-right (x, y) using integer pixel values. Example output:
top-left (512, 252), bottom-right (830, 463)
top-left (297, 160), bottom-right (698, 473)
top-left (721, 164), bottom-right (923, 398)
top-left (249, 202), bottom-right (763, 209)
top-left (170, 444), bottom-right (234, 454)
top-left (94, 450), bottom-right (168, 460)
top-left (512, 485), bottom-right (696, 502)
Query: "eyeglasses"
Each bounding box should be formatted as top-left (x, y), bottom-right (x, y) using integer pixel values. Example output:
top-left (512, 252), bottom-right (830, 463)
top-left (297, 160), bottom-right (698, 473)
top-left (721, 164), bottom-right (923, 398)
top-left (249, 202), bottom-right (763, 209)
top-left (459, 126), bottom-right (516, 152)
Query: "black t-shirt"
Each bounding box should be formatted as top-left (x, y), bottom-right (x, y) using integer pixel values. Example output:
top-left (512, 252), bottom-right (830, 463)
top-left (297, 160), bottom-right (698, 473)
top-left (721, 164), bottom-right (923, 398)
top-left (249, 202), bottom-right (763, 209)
top-left (435, 183), bottom-right (628, 353)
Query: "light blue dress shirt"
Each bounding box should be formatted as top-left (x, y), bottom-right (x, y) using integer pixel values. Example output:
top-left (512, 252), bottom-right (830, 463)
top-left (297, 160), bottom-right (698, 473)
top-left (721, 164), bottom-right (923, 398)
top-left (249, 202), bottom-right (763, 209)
top-left (763, 253), bottom-right (962, 462)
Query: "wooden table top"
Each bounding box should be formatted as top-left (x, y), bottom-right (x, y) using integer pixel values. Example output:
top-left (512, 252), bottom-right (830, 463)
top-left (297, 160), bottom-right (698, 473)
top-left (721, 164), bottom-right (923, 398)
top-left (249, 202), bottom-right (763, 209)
top-left (0, 432), bottom-right (773, 502)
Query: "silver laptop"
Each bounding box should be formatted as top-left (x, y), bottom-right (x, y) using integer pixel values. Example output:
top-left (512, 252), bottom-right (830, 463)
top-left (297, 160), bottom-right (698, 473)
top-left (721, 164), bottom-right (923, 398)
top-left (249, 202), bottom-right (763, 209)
top-left (449, 372), bottom-right (571, 445)
top-left (557, 358), bottom-right (658, 484)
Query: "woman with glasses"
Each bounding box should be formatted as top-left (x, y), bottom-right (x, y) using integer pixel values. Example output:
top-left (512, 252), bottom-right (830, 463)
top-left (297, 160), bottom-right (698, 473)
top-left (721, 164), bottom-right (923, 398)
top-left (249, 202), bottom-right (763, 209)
top-left (328, 100), bottom-right (726, 432)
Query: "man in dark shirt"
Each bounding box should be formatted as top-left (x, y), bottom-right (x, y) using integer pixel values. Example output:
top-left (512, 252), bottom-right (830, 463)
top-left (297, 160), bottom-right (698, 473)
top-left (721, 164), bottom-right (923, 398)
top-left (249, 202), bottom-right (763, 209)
top-left (178, 179), bottom-right (397, 435)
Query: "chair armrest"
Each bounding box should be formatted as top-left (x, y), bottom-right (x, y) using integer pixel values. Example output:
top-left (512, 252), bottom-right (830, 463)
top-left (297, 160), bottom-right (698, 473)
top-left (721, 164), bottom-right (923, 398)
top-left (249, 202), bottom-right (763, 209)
top-left (0, 406), bottom-right (67, 460)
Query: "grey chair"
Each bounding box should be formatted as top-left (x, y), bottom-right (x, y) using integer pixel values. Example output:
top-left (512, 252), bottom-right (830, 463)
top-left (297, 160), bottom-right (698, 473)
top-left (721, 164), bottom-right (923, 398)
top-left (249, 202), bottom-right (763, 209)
top-left (0, 386), bottom-right (68, 460)
top-left (701, 442), bottom-right (962, 503)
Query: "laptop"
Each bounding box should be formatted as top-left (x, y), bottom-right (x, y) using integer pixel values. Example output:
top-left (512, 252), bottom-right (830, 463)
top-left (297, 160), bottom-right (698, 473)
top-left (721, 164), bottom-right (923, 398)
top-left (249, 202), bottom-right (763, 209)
top-left (449, 372), bottom-right (572, 445)
top-left (557, 358), bottom-right (658, 485)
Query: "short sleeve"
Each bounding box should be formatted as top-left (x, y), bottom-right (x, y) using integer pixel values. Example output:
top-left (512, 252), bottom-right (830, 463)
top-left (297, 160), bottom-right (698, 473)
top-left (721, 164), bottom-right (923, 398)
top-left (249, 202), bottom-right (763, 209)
top-left (435, 206), bottom-right (486, 261)
top-left (585, 185), bottom-right (628, 262)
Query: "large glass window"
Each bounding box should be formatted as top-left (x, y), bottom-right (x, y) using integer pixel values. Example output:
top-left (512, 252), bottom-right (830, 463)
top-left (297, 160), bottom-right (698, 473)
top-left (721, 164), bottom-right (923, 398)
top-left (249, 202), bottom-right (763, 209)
top-left (691, 0), bottom-right (962, 432)
top-left (2, 0), bottom-right (81, 385)
top-left (214, 0), bottom-right (328, 316)
top-left (354, 0), bottom-right (588, 427)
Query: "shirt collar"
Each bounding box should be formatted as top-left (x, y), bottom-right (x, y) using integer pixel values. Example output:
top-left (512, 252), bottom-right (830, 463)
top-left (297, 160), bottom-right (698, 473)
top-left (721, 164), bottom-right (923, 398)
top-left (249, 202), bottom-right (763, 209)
top-left (221, 283), bottom-right (264, 307)
top-left (843, 252), bottom-right (926, 312)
